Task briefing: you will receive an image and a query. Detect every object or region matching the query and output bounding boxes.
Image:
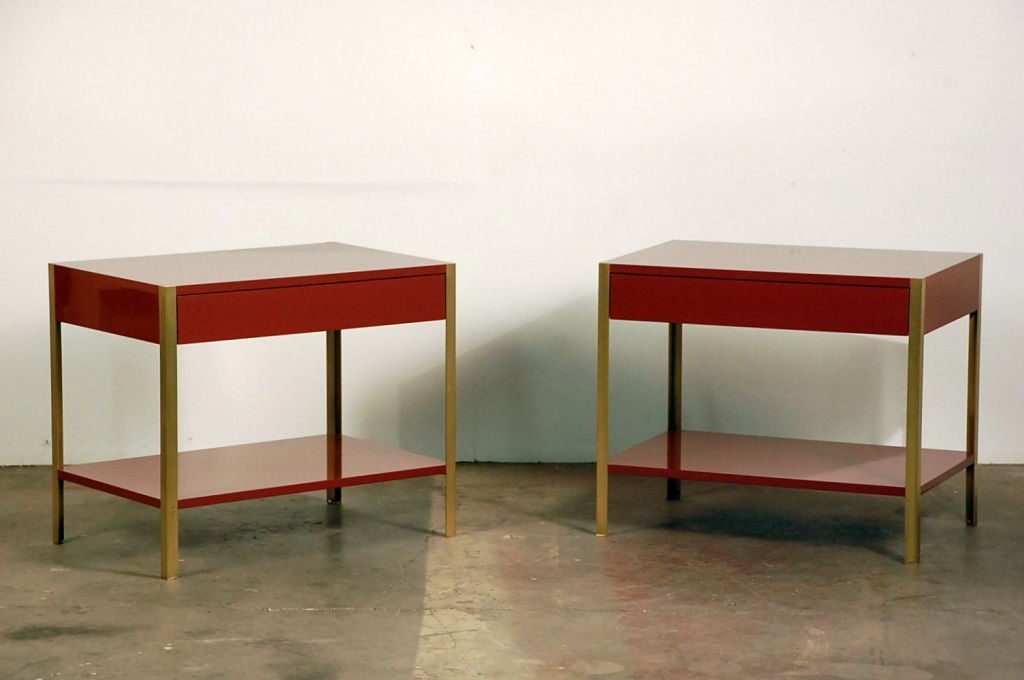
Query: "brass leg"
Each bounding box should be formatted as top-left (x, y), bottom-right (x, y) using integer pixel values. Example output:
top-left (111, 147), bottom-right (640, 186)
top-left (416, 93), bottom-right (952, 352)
top-left (159, 287), bottom-right (180, 580)
top-left (444, 264), bottom-right (457, 538)
top-left (667, 323), bottom-right (682, 501)
top-left (326, 330), bottom-right (342, 505)
top-left (596, 263), bottom-right (610, 536)
top-left (904, 279), bottom-right (925, 565)
top-left (49, 265), bottom-right (65, 545)
top-left (965, 461), bottom-right (977, 528)
top-left (965, 309), bottom-right (980, 526)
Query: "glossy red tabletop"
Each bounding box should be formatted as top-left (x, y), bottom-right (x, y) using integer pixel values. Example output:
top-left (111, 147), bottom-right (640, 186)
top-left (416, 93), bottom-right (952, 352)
top-left (51, 242), bottom-right (452, 343)
top-left (606, 240), bottom-right (980, 287)
top-left (54, 242), bottom-right (449, 293)
top-left (605, 240), bottom-right (981, 335)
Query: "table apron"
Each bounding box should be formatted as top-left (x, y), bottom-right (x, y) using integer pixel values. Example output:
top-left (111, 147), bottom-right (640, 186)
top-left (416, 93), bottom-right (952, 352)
top-left (609, 273), bottom-right (911, 335)
top-left (178, 274), bottom-right (447, 343)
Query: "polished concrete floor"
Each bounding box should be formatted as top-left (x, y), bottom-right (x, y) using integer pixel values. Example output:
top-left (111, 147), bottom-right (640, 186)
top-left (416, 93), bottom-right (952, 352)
top-left (1, 463), bottom-right (1022, 680)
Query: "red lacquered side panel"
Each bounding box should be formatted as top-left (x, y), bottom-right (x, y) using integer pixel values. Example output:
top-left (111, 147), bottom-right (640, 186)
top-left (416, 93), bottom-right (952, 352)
top-left (924, 255), bottom-right (982, 333)
top-left (609, 273), bottom-right (910, 335)
top-left (177, 274), bottom-right (447, 343)
top-left (52, 265), bottom-right (160, 343)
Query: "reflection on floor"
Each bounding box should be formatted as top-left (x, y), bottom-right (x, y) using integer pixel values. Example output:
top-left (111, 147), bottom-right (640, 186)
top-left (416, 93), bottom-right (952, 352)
top-left (1, 463), bottom-right (1022, 679)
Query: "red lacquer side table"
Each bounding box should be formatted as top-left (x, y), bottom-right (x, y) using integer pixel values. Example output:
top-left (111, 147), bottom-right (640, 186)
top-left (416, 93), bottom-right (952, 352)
top-left (49, 242), bottom-right (456, 579)
top-left (596, 240), bottom-right (982, 563)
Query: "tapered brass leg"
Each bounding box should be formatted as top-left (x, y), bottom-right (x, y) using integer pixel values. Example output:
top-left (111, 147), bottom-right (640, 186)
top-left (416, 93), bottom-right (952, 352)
top-left (596, 263), bottom-right (610, 536)
top-left (904, 279), bottom-right (925, 565)
top-left (49, 265), bottom-right (65, 545)
top-left (326, 330), bottom-right (342, 505)
top-left (159, 286), bottom-right (180, 580)
top-left (965, 309), bottom-right (980, 526)
top-left (444, 264), bottom-right (457, 538)
top-left (667, 323), bottom-right (682, 501)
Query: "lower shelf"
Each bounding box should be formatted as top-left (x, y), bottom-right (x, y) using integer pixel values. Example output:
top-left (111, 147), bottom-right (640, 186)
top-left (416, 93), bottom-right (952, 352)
top-left (59, 434), bottom-right (446, 508)
top-left (609, 430), bottom-right (972, 496)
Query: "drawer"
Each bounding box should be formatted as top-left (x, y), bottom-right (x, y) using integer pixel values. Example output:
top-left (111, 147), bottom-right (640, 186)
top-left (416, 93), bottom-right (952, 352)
top-left (609, 273), bottom-right (910, 335)
top-left (177, 274), bottom-right (447, 343)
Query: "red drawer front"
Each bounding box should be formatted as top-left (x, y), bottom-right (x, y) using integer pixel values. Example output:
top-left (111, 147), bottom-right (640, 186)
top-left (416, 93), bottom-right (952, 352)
top-left (609, 273), bottom-right (910, 335)
top-left (177, 274), bottom-right (447, 343)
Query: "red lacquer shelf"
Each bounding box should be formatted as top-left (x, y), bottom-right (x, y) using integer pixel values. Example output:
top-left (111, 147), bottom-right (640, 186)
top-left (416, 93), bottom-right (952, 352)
top-left (609, 431), bottom-right (972, 497)
top-left (59, 435), bottom-right (445, 509)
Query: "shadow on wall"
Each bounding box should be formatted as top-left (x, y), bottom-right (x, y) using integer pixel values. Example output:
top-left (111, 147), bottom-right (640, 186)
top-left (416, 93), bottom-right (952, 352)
top-left (58, 325), bottom-right (161, 461)
top-left (394, 294), bottom-right (604, 462)
top-left (386, 294), bottom-right (909, 463)
top-left (56, 298), bottom-right (911, 465)
top-left (682, 325), bottom-right (908, 447)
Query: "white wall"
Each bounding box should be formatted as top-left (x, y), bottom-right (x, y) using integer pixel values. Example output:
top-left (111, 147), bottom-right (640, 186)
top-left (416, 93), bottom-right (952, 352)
top-left (2, 1), bottom-right (1022, 465)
